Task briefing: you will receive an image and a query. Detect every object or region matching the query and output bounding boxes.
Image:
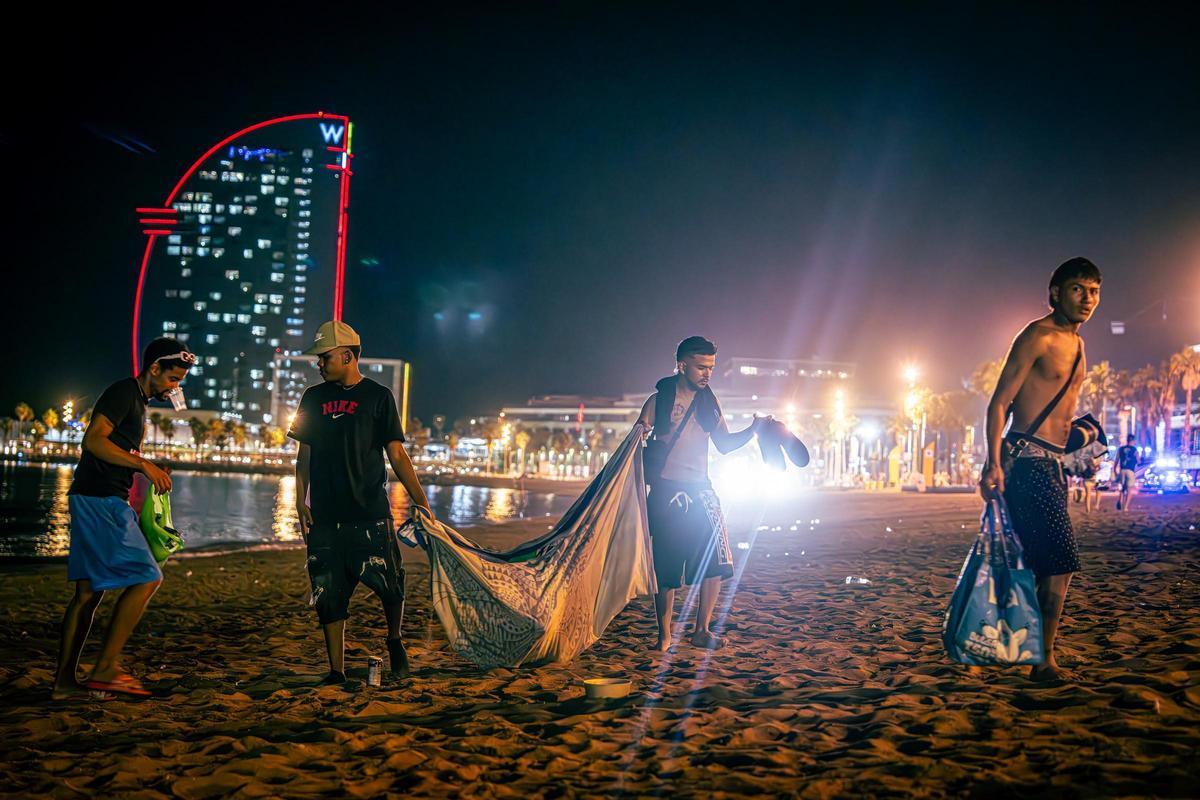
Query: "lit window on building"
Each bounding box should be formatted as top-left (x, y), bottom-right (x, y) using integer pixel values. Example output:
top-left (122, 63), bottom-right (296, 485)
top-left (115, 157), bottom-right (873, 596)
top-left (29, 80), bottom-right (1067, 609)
top-left (205, 356), bottom-right (218, 366)
top-left (270, 273), bottom-right (285, 283)
top-left (193, 301), bottom-right (206, 311)
top-left (237, 314), bottom-right (251, 324)
top-left (225, 270), bottom-right (239, 280)
top-left (168, 234), bottom-right (182, 244)
top-left (269, 294), bottom-right (284, 305)
top-left (165, 289), bottom-right (179, 298)
top-left (181, 268), bottom-right (192, 277)
top-left (207, 313), bottom-right (220, 322)
top-left (180, 290), bottom-right (191, 299)
top-left (213, 248), bottom-right (224, 258)
top-left (257, 239), bottom-right (271, 249)
top-left (210, 291), bottom-right (222, 301)
top-left (162, 321), bottom-right (177, 331)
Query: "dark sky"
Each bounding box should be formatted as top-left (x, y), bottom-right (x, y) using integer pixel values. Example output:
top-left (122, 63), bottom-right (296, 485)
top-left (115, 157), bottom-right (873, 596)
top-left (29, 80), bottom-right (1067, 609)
top-left (6, 5), bottom-right (1200, 422)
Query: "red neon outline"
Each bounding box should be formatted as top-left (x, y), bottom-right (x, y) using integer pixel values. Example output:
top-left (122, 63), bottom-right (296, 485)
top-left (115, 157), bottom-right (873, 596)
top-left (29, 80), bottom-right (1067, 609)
top-left (142, 229), bottom-right (174, 235)
top-left (332, 156), bottom-right (352, 320)
top-left (132, 111), bottom-right (351, 370)
top-left (132, 236), bottom-right (157, 373)
top-left (139, 218), bottom-right (178, 225)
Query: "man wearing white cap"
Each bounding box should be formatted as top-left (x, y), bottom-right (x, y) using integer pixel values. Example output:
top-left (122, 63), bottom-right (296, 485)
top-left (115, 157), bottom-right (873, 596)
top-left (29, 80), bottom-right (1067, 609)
top-left (288, 321), bottom-right (432, 684)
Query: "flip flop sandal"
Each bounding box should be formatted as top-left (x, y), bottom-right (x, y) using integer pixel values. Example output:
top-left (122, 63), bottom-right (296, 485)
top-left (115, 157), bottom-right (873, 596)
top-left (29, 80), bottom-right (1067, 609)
top-left (85, 674), bottom-right (152, 698)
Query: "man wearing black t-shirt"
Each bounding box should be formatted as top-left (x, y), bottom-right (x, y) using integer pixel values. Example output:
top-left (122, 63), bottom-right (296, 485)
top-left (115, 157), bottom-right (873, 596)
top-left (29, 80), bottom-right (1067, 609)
top-left (288, 321), bottom-right (433, 684)
top-left (53, 337), bottom-right (195, 700)
top-left (1116, 434), bottom-right (1140, 512)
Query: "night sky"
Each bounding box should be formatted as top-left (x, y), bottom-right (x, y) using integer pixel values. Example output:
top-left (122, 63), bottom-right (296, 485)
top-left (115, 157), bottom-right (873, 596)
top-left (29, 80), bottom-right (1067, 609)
top-left (6, 6), bottom-right (1200, 423)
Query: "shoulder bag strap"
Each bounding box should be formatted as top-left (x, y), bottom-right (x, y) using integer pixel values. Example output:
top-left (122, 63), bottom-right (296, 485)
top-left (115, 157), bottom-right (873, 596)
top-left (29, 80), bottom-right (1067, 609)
top-left (1013, 338), bottom-right (1082, 441)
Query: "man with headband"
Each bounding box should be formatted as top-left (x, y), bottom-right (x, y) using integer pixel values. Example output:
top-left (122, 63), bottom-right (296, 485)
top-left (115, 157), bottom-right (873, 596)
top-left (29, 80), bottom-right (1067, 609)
top-left (53, 337), bottom-right (196, 699)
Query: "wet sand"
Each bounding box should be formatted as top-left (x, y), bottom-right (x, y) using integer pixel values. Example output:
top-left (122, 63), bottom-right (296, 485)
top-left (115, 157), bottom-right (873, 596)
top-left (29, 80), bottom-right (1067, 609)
top-left (1, 492), bottom-right (1198, 798)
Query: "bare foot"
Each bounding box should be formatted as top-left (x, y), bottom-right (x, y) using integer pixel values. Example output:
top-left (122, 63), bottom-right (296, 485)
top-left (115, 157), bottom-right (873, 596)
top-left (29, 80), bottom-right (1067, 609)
top-left (689, 631), bottom-right (726, 650)
top-left (1029, 662), bottom-right (1072, 683)
top-left (51, 681), bottom-right (96, 701)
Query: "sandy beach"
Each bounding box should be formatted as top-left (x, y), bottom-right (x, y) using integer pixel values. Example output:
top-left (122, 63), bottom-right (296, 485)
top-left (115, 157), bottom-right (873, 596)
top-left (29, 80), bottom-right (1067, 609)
top-left (1, 491), bottom-right (1198, 798)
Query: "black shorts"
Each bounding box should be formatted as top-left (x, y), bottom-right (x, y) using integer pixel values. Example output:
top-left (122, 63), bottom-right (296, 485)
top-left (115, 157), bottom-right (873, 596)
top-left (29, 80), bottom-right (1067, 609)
top-left (1004, 458), bottom-right (1080, 578)
top-left (306, 519), bottom-right (405, 625)
top-left (647, 480), bottom-right (735, 590)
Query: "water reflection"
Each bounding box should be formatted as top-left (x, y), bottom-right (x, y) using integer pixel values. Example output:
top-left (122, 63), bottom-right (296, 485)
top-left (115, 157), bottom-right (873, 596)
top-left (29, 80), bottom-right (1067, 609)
top-left (273, 475), bottom-right (301, 543)
top-left (48, 466), bottom-right (72, 555)
top-left (0, 465), bottom-right (575, 558)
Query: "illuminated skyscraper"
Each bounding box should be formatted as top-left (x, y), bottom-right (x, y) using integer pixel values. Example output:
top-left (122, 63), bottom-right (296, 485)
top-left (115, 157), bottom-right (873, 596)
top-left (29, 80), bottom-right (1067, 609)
top-left (133, 113), bottom-right (354, 424)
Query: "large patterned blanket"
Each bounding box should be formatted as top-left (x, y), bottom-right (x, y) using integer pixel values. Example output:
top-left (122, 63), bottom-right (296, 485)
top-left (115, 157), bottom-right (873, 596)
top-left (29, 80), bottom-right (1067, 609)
top-left (398, 424), bottom-right (657, 668)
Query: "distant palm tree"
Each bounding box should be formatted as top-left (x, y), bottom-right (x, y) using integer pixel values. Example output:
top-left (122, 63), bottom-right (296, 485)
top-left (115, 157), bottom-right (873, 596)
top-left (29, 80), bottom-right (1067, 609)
top-left (41, 408), bottom-right (59, 435)
top-left (209, 419), bottom-right (228, 450)
top-left (230, 422), bottom-right (248, 450)
top-left (157, 415), bottom-right (175, 446)
top-left (1081, 361), bottom-right (1119, 431)
top-left (148, 412), bottom-right (165, 448)
top-left (969, 358), bottom-right (1005, 401)
top-left (1170, 347), bottom-right (1200, 454)
top-left (188, 417), bottom-right (210, 448)
top-left (1130, 366), bottom-right (1158, 447)
top-left (14, 403), bottom-right (33, 438)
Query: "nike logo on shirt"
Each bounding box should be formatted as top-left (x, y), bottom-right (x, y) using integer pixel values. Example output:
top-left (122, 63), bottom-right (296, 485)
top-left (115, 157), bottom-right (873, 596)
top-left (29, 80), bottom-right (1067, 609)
top-left (332, 413), bottom-right (345, 418)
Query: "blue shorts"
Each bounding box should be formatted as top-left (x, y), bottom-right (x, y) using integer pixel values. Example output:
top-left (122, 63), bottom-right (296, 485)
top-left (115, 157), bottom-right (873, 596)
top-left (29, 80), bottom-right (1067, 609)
top-left (67, 495), bottom-right (162, 590)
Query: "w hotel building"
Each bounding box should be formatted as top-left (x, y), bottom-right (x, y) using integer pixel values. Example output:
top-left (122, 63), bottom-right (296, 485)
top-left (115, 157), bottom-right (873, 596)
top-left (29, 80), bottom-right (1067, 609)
top-left (132, 113), bottom-right (406, 428)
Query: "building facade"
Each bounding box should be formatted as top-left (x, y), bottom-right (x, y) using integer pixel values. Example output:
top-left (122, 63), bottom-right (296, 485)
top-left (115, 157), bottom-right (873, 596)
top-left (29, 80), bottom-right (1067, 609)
top-left (133, 113), bottom-right (353, 425)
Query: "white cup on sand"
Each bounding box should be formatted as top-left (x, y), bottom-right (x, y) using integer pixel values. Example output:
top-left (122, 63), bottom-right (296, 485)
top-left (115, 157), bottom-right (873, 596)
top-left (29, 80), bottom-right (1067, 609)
top-left (583, 677), bottom-right (632, 700)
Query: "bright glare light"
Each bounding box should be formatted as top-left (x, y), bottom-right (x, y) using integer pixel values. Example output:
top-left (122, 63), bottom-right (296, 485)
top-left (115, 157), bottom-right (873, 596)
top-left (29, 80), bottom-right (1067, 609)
top-left (710, 454), bottom-right (807, 500)
top-left (857, 422), bottom-right (880, 440)
top-left (902, 363), bottom-right (920, 385)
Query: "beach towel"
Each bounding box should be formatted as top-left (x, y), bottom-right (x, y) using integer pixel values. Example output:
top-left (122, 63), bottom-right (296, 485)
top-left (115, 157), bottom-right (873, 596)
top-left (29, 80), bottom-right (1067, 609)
top-left (399, 424), bottom-right (657, 668)
top-left (943, 497), bottom-right (1044, 666)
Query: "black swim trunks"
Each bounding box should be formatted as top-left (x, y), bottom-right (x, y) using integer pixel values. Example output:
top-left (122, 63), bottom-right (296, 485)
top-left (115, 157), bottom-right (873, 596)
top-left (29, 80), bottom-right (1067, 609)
top-left (306, 519), bottom-right (405, 625)
top-left (647, 479), bottom-right (735, 590)
top-left (1003, 457), bottom-right (1080, 578)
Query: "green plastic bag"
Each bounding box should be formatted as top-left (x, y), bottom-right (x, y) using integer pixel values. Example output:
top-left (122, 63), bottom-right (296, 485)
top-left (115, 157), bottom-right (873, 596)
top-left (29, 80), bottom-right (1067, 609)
top-left (140, 488), bottom-right (184, 565)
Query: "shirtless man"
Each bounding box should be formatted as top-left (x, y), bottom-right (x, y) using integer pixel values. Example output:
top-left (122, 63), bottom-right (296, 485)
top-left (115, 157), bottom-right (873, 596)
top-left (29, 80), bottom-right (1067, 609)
top-left (637, 336), bottom-right (764, 651)
top-left (980, 257), bottom-right (1101, 681)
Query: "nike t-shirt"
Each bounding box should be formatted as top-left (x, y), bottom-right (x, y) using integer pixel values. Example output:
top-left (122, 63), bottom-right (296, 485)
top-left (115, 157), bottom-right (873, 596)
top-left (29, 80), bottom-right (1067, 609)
top-left (287, 377), bottom-right (406, 524)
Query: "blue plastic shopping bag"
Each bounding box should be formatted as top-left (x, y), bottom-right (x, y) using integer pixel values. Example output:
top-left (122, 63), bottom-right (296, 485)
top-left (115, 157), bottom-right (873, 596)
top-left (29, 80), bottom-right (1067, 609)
top-left (943, 498), bottom-right (1044, 666)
